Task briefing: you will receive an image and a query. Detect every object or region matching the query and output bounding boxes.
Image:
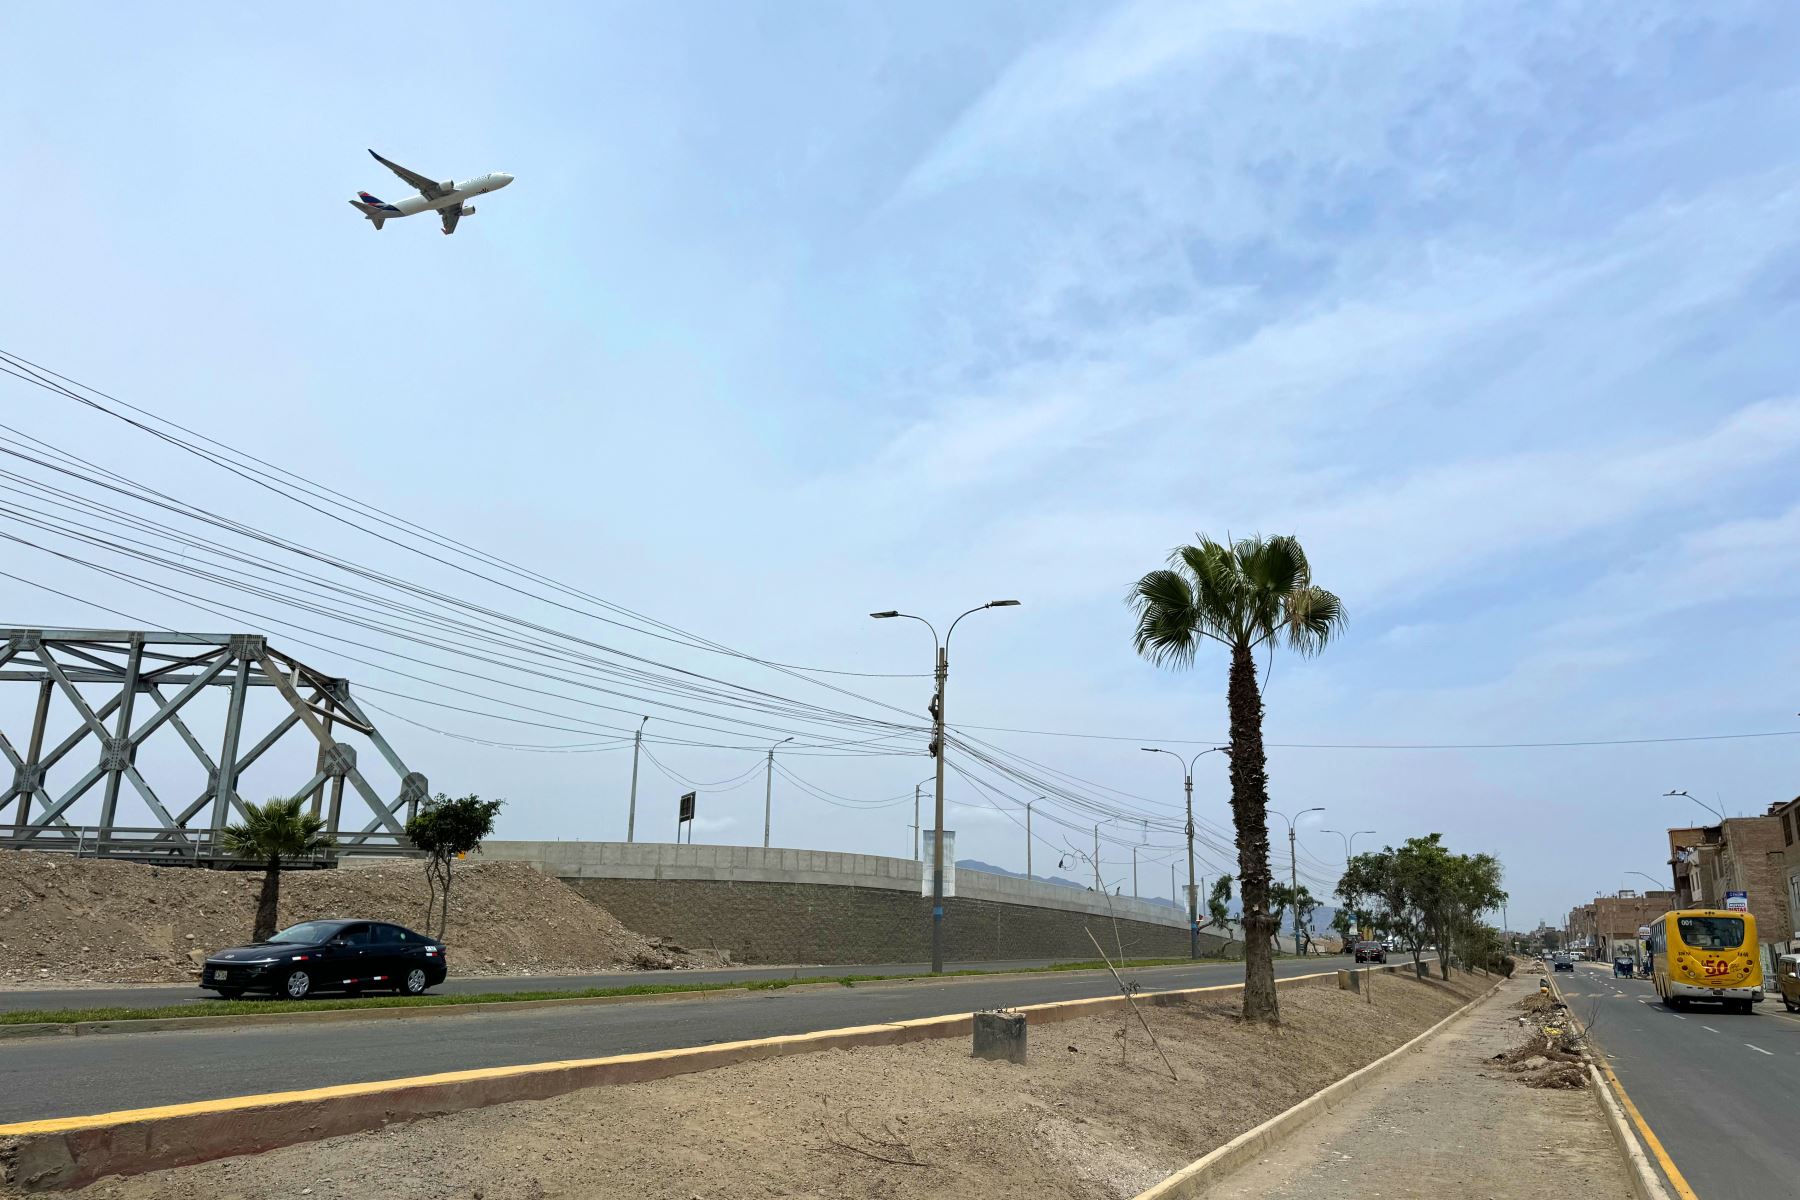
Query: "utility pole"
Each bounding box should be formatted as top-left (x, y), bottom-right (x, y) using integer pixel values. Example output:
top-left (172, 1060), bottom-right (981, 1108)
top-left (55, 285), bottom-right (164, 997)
top-left (1289, 824), bottom-right (1300, 956)
top-left (1026, 797), bottom-right (1037, 878)
top-left (1322, 829), bottom-right (1375, 942)
top-left (1093, 822), bottom-right (1102, 892)
top-left (1142, 746), bottom-right (1225, 959)
top-left (871, 600), bottom-right (1019, 975)
top-left (1131, 844), bottom-right (1139, 898)
top-left (626, 716), bottom-right (648, 843)
top-left (763, 736), bottom-right (793, 849)
top-left (1271, 806), bottom-right (1324, 956)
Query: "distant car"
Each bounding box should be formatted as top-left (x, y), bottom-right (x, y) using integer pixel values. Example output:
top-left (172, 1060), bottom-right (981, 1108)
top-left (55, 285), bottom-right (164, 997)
top-left (202, 919), bottom-right (447, 1000)
top-left (1354, 940), bottom-right (1387, 964)
top-left (1613, 955), bottom-right (1636, 977)
top-left (1552, 952), bottom-right (1575, 973)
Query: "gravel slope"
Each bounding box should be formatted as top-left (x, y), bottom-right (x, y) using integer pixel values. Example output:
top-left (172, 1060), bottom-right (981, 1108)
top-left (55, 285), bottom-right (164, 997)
top-left (0, 851), bottom-right (715, 984)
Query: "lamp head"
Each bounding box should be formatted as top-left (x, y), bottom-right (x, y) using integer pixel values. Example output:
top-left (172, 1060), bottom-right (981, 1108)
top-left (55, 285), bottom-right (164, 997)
top-left (870, 611), bottom-right (900, 619)
top-left (988, 599), bottom-right (1021, 608)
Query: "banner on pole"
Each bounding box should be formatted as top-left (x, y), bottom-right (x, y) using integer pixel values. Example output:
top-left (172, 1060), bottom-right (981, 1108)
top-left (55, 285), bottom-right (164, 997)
top-left (920, 831), bottom-right (956, 897)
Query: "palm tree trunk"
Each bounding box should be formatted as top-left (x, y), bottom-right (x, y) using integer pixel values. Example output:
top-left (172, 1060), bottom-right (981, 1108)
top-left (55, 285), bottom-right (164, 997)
top-left (254, 858), bottom-right (281, 943)
top-left (1228, 640), bottom-right (1280, 1024)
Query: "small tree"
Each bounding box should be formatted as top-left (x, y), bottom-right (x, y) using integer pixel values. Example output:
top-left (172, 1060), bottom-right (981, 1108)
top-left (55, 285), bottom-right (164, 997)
top-left (222, 795), bottom-right (333, 943)
top-left (406, 793), bottom-right (504, 939)
top-left (1330, 906), bottom-right (1356, 951)
top-left (1206, 875), bottom-right (1235, 944)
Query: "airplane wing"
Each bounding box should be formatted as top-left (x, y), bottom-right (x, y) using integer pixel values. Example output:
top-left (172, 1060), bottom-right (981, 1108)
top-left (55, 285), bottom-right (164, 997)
top-left (439, 207), bottom-right (461, 236)
top-left (369, 149), bottom-right (451, 200)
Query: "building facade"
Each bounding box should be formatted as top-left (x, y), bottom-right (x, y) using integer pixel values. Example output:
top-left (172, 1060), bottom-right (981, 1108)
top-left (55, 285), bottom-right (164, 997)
top-left (1668, 811), bottom-right (1791, 969)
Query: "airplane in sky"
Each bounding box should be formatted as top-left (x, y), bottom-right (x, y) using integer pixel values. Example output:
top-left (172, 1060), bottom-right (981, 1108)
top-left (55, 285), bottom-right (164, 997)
top-left (348, 150), bottom-right (513, 235)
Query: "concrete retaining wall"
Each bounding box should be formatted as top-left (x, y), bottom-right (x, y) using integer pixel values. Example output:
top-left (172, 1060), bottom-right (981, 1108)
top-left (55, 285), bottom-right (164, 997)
top-left (477, 841), bottom-right (1239, 964)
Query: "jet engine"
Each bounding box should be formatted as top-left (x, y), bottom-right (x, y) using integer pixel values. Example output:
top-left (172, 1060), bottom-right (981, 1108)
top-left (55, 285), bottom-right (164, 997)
top-left (459, 205), bottom-right (477, 216)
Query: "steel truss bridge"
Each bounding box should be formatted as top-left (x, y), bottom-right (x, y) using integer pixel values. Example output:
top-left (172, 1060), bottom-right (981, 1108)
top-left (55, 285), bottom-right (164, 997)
top-left (1, 629), bottom-right (427, 863)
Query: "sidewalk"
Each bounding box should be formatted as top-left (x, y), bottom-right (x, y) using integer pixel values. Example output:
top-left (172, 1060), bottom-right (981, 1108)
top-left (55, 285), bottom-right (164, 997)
top-left (1211, 974), bottom-right (1635, 1200)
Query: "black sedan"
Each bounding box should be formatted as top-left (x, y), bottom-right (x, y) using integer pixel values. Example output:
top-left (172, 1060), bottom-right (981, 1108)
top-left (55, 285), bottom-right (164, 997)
top-left (201, 919), bottom-right (447, 1000)
top-left (1353, 940), bottom-right (1387, 963)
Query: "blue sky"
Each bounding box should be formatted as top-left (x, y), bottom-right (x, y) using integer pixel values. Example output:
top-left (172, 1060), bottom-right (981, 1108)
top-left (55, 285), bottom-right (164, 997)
top-left (3, 1), bottom-right (1798, 929)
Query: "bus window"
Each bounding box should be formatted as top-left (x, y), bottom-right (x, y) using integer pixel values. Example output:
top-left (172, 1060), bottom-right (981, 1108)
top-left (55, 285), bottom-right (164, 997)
top-left (1676, 915), bottom-right (1746, 950)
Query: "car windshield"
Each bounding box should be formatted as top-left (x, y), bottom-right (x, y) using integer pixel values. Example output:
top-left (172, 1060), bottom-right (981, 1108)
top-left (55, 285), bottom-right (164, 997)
top-left (1676, 916), bottom-right (1746, 950)
top-left (267, 921), bottom-right (343, 945)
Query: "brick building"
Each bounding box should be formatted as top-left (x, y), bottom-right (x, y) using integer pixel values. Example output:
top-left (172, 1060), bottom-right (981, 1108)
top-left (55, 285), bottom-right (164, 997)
top-left (1771, 795), bottom-right (1800, 953)
top-left (1667, 810), bottom-right (1791, 967)
top-left (1568, 890), bottom-right (1675, 961)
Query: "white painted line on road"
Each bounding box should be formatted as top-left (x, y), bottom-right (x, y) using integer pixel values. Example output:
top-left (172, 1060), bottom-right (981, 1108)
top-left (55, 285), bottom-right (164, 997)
top-left (1673, 1014), bottom-right (1687, 1020)
top-left (1745, 1044), bottom-right (1773, 1055)
top-left (1702, 1025), bottom-right (1721, 1033)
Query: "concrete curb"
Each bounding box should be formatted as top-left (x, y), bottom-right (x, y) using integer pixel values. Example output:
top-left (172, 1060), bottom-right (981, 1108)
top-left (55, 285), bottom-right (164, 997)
top-left (0, 958), bottom-right (1259, 1042)
top-left (1587, 1064), bottom-right (1674, 1200)
top-left (0, 966), bottom-right (1373, 1190)
top-left (1130, 968), bottom-right (1510, 1200)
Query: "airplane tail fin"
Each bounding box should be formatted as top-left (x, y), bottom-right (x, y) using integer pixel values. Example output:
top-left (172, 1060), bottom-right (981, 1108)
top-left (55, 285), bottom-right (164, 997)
top-left (348, 195), bottom-right (389, 230)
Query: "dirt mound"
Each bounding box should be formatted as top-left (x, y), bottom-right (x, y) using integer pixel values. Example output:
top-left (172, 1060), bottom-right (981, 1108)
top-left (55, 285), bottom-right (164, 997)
top-left (0, 850), bottom-right (721, 985)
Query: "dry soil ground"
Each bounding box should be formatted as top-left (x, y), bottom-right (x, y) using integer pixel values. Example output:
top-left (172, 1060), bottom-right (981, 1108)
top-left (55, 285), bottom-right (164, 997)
top-left (0, 851), bottom-right (716, 984)
top-left (34, 970), bottom-right (1488, 1200)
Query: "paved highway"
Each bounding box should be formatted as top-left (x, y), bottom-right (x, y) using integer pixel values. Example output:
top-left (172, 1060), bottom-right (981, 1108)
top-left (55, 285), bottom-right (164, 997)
top-left (1557, 961), bottom-right (1800, 1200)
top-left (0, 954), bottom-right (1366, 1123)
top-left (0, 958), bottom-right (1092, 1015)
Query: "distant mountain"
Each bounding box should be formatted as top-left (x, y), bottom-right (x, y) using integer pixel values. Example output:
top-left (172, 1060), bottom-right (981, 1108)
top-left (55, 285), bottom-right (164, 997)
top-left (957, 858), bottom-right (1090, 892)
top-left (960, 857), bottom-right (1341, 936)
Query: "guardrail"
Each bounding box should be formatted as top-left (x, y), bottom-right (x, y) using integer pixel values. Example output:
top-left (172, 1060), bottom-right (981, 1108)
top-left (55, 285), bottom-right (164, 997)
top-left (0, 825), bottom-right (419, 866)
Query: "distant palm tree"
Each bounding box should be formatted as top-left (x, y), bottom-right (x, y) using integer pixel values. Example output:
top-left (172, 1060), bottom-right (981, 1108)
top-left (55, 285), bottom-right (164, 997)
top-left (222, 796), bottom-right (334, 942)
top-left (1129, 535), bottom-right (1344, 1024)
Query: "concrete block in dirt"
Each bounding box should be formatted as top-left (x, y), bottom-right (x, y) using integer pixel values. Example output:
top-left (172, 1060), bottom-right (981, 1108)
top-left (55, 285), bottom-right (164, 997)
top-left (1337, 969), bottom-right (1360, 993)
top-left (1415, 962), bottom-right (1430, 980)
top-left (973, 1010), bottom-right (1027, 1064)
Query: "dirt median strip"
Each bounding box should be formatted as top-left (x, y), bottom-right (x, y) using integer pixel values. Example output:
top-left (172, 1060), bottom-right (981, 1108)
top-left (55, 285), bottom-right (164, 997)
top-left (0, 966), bottom-right (1395, 1191)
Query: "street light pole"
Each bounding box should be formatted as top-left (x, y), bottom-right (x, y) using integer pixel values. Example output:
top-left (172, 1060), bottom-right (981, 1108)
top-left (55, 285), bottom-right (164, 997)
top-left (872, 600), bottom-right (1020, 974)
top-left (1663, 788), bottom-right (1725, 822)
top-left (763, 736), bottom-right (793, 849)
top-left (1322, 828), bottom-right (1375, 941)
top-left (1142, 746), bottom-right (1226, 959)
top-left (626, 716), bottom-right (648, 843)
top-left (1271, 807), bottom-right (1325, 956)
top-left (1026, 796), bottom-right (1040, 878)
top-left (911, 775), bottom-right (934, 861)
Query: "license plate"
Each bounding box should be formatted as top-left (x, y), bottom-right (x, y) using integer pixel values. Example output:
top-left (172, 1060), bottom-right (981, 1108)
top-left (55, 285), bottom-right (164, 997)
top-left (215, 969), bottom-right (230, 981)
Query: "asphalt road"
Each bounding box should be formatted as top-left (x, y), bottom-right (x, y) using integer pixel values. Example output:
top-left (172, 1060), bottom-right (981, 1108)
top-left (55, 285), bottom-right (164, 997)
top-left (0, 954), bottom-right (1365, 1123)
top-left (1556, 961), bottom-right (1800, 1200)
top-left (0, 958), bottom-right (1088, 1014)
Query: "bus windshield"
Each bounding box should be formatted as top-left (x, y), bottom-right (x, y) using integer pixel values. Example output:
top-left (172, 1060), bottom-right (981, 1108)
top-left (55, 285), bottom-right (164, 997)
top-left (1676, 915), bottom-right (1746, 950)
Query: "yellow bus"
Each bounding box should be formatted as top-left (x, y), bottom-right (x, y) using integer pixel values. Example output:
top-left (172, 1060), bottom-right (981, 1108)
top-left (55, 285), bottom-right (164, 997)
top-left (1648, 909), bottom-right (1764, 1013)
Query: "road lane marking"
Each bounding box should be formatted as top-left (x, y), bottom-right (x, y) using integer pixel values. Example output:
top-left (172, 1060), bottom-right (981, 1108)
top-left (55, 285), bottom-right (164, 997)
top-left (1701, 1025), bottom-right (1720, 1033)
top-left (1745, 1044), bottom-right (1772, 1055)
top-left (1673, 1014), bottom-right (1686, 1020)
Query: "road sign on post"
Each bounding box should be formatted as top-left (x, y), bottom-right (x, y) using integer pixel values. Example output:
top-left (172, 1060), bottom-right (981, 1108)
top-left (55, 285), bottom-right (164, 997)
top-left (677, 791), bottom-right (696, 843)
top-left (1725, 891), bottom-right (1748, 911)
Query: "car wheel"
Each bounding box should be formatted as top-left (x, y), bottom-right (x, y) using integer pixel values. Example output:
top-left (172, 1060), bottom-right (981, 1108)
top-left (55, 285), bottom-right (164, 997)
top-left (400, 967), bottom-right (429, 996)
top-left (281, 968), bottom-right (314, 1000)
top-left (1785, 999), bottom-right (1797, 1012)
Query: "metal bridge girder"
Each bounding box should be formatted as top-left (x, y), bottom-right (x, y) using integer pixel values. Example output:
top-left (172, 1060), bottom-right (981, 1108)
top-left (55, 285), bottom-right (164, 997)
top-left (0, 629), bottom-right (425, 858)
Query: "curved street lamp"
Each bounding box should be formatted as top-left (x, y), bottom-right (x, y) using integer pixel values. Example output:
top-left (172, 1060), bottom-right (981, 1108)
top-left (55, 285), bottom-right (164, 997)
top-left (871, 600), bottom-right (1020, 972)
top-left (1141, 745), bottom-right (1227, 958)
top-left (1270, 806), bottom-right (1325, 956)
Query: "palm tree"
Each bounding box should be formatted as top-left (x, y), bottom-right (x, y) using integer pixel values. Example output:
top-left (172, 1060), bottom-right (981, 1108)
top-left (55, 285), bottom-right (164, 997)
top-left (1129, 535), bottom-right (1344, 1024)
top-left (221, 796), bottom-right (334, 942)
